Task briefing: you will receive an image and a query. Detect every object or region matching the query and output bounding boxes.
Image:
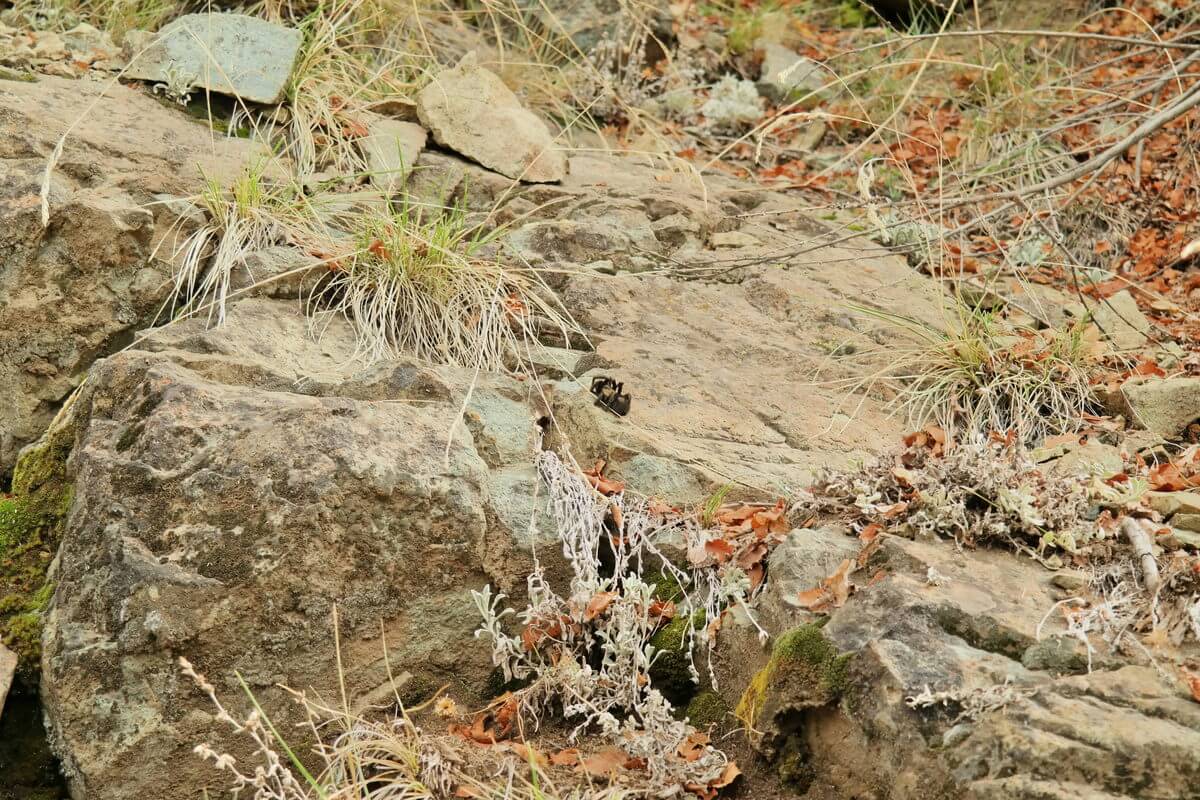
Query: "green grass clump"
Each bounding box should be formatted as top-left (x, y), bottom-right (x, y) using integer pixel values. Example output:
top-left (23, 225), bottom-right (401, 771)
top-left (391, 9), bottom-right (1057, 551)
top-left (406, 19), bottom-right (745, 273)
top-left (849, 299), bottom-right (1098, 446)
top-left (317, 200), bottom-right (577, 368)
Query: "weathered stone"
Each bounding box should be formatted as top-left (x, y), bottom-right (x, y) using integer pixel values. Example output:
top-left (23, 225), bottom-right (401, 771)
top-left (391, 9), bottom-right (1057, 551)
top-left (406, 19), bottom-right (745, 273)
top-left (710, 230), bottom-right (760, 248)
top-left (125, 13), bottom-right (302, 104)
top-left (1145, 490), bottom-right (1200, 518)
top-left (39, 300), bottom-right (555, 800)
top-left (0, 74), bottom-right (269, 478)
top-left (1067, 289), bottom-right (1151, 352)
top-left (756, 42), bottom-right (825, 103)
top-left (1116, 376), bottom-right (1200, 438)
top-left (358, 115), bottom-right (427, 195)
top-left (1050, 571), bottom-right (1087, 591)
top-left (714, 532), bottom-right (1197, 799)
top-left (416, 53), bottom-right (566, 182)
top-left (1046, 441), bottom-right (1123, 478)
top-left (0, 643), bottom-right (15, 715)
top-left (1171, 512), bottom-right (1200, 533)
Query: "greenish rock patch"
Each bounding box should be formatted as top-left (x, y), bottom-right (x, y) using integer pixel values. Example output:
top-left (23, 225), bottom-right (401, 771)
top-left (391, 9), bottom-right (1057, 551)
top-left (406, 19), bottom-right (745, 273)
top-left (735, 622), bottom-right (851, 730)
top-left (1, 417), bottom-right (74, 676)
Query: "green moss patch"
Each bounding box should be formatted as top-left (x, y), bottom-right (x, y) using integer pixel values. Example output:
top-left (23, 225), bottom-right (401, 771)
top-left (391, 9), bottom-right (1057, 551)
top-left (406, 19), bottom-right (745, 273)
top-left (735, 623), bottom-right (851, 729)
top-left (685, 690), bottom-right (729, 731)
top-left (648, 610), bottom-right (705, 706)
top-left (1, 418), bottom-right (75, 676)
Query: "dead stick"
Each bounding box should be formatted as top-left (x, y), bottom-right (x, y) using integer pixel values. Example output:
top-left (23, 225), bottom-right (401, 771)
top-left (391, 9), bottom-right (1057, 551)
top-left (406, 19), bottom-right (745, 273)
top-left (1120, 517), bottom-right (1160, 594)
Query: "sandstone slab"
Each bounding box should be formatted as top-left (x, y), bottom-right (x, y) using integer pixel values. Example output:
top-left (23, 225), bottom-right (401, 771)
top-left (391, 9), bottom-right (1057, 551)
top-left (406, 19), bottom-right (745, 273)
top-left (1116, 375), bottom-right (1200, 438)
top-left (358, 115), bottom-right (427, 195)
top-left (39, 300), bottom-right (562, 800)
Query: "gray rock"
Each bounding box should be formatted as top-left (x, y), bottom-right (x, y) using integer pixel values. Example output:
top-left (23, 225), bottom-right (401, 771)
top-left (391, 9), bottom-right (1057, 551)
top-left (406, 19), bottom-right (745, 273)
top-left (1050, 571), bottom-right (1087, 591)
top-left (710, 230), bottom-right (759, 249)
top-left (1067, 290), bottom-right (1151, 352)
top-left (38, 300), bottom-right (555, 800)
top-left (228, 246), bottom-right (323, 299)
top-left (1117, 376), bottom-right (1200, 438)
top-left (1171, 513), bottom-right (1200, 533)
top-left (358, 114), bottom-right (427, 195)
top-left (0, 74), bottom-right (269, 477)
top-left (1145, 490), bottom-right (1200, 518)
top-left (1046, 441), bottom-right (1123, 478)
top-left (715, 532), bottom-right (1200, 800)
top-left (416, 53), bottom-right (566, 182)
top-left (125, 13), bottom-right (302, 104)
top-left (756, 42), bottom-right (825, 103)
top-left (0, 642), bottom-right (15, 717)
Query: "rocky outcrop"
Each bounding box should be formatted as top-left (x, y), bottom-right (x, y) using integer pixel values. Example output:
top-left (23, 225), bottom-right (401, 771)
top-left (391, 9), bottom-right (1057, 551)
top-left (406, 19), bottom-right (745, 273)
top-left (0, 73), bottom-right (268, 478)
top-left (40, 300), bottom-right (562, 800)
top-left (716, 529), bottom-right (1200, 799)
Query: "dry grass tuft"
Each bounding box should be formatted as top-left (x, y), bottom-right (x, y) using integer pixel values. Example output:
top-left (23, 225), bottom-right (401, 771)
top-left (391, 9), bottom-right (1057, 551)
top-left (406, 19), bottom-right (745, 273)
top-left (848, 299), bottom-right (1099, 446)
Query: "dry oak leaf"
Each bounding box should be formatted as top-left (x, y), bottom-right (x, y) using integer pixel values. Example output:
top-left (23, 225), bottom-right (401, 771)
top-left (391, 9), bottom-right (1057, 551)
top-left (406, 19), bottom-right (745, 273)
top-left (577, 747), bottom-right (630, 777)
top-left (1149, 462), bottom-right (1200, 491)
top-left (704, 537), bottom-right (736, 563)
top-left (1184, 669), bottom-right (1200, 703)
top-left (649, 598), bottom-right (676, 622)
top-left (583, 460), bottom-right (626, 496)
top-left (550, 748), bottom-right (581, 767)
top-left (795, 558), bottom-right (855, 613)
top-left (584, 591), bottom-right (619, 621)
top-left (677, 731), bottom-right (711, 762)
top-left (685, 761), bottom-right (742, 799)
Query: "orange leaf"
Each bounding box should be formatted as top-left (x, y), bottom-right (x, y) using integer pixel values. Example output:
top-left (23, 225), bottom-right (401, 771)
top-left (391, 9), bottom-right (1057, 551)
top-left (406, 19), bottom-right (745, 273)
top-left (677, 731), bottom-right (710, 762)
top-left (859, 523), bottom-right (882, 544)
top-left (1184, 669), bottom-right (1200, 703)
top-left (795, 559), bottom-right (855, 612)
top-left (577, 747), bottom-right (629, 777)
top-left (704, 537), bottom-right (736, 563)
top-left (550, 748), bottom-right (580, 766)
top-left (584, 591), bottom-right (618, 621)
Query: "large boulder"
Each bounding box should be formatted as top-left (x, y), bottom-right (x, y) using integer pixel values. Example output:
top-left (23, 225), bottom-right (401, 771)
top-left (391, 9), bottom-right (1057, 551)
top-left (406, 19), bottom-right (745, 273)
top-left (39, 300), bottom-right (559, 800)
top-left (0, 74), bottom-right (268, 479)
top-left (714, 530), bottom-right (1200, 799)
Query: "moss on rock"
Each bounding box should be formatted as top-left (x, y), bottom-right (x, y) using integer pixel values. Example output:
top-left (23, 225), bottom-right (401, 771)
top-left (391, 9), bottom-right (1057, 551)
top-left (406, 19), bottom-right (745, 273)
top-left (735, 622), bottom-right (852, 730)
top-left (685, 690), bottom-right (729, 731)
top-left (648, 610), bottom-right (705, 706)
top-left (1, 414), bottom-right (75, 675)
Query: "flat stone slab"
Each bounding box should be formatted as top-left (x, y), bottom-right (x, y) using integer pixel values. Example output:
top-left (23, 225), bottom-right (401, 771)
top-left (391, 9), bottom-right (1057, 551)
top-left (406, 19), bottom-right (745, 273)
top-left (125, 13), bottom-right (301, 104)
top-left (417, 53), bottom-right (566, 182)
top-left (359, 115), bottom-right (427, 195)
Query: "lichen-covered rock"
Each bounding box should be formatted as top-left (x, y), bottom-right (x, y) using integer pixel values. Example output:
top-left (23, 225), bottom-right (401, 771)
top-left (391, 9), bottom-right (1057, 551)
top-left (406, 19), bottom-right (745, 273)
top-left (358, 114), bottom-right (427, 195)
top-left (0, 74), bottom-right (269, 478)
top-left (0, 404), bottom-right (75, 678)
top-left (39, 300), bottom-right (559, 800)
top-left (124, 13), bottom-right (302, 104)
top-left (716, 532), bottom-right (1200, 799)
top-left (416, 53), bottom-right (567, 182)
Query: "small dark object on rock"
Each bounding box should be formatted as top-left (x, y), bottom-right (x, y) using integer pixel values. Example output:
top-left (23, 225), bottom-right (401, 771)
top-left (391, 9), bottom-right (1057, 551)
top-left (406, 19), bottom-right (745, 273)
top-left (590, 376), bottom-right (631, 416)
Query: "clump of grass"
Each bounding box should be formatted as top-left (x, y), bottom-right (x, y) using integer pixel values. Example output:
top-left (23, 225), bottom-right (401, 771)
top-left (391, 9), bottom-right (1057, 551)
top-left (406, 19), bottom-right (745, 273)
top-left (282, 0), bottom-right (427, 179)
top-left (315, 201), bottom-right (577, 368)
top-left (167, 161), bottom-right (312, 326)
top-left (849, 299), bottom-right (1098, 446)
top-left (10, 0), bottom-right (177, 35)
